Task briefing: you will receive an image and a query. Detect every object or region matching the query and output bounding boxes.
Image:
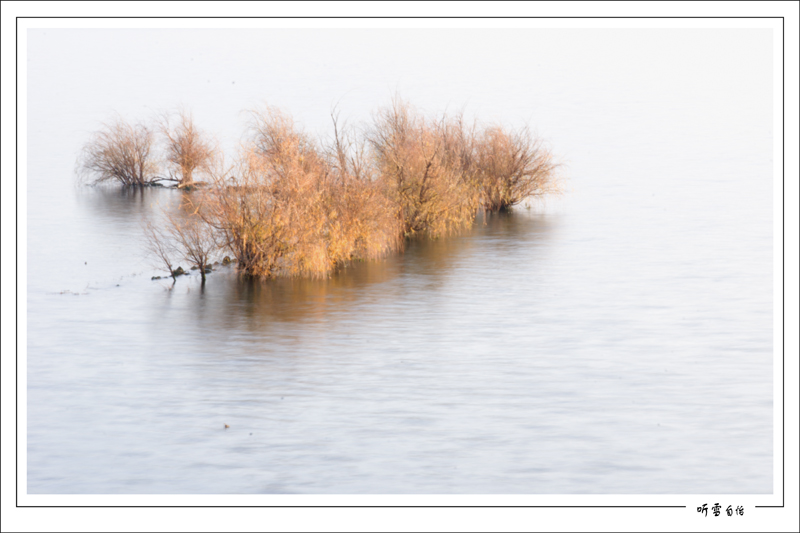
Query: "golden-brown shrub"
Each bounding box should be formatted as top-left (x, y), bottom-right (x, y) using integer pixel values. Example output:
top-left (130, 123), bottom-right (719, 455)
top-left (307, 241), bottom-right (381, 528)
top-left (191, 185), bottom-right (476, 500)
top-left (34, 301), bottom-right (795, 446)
top-left (160, 109), bottom-right (217, 187)
top-left (142, 99), bottom-right (563, 281)
top-left (368, 99), bottom-right (481, 239)
top-left (474, 125), bottom-right (560, 211)
top-left (198, 106), bottom-right (401, 279)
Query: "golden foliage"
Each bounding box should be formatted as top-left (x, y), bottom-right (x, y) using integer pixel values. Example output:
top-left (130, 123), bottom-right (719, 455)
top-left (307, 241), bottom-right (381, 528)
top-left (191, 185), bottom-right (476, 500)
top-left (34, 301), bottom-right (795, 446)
top-left (369, 99), bottom-right (481, 238)
top-left (198, 107), bottom-right (401, 279)
top-left (160, 109), bottom-right (217, 187)
top-left (475, 126), bottom-right (561, 211)
top-left (139, 99), bottom-right (562, 280)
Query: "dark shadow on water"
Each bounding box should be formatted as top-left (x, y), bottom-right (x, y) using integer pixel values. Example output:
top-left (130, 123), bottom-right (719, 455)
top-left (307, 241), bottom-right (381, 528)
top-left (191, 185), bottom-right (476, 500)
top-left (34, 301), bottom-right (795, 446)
top-left (474, 208), bottom-right (563, 246)
top-left (75, 186), bottom-right (186, 231)
top-left (196, 256), bottom-right (404, 332)
top-left (77, 188), bottom-right (561, 335)
top-left (185, 209), bottom-right (561, 333)
top-left (395, 209), bottom-right (562, 280)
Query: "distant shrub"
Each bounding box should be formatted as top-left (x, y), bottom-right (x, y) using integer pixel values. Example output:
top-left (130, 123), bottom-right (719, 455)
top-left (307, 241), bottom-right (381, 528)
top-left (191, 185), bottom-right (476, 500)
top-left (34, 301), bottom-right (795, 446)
top-left (160, 109), bottom-right (217, 187)
top-left (474, 125), bottom-right (560, 211)
top-left (144, 197), bottom-right (220, 283)
top-left (143, 220), bottom-right (178, 281)
top-left (165, 205), bottom-right (219, 282)
top-left (78, 118), bottom-right (157, 186)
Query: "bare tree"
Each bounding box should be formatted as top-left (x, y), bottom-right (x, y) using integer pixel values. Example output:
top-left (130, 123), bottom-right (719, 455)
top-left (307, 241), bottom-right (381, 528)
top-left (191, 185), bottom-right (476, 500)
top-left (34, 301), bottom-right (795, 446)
top-left (328, 108), bottom-right (372, 182)
top-left (160, 109), bottom-right (217, 188)
top-left (144, 196), bottom-right (220, 284)
top-left (165, 198), bottom-right (220, 283)
top-left (77, 118), bottom-right (157, 186)
top-left (143, 220), bottom-right (179, 282)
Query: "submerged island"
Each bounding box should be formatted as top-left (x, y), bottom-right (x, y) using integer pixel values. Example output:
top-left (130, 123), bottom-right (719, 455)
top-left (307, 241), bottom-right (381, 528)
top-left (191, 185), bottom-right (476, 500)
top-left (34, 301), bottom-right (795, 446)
top-left (78, 98), bottom-right (562, 281)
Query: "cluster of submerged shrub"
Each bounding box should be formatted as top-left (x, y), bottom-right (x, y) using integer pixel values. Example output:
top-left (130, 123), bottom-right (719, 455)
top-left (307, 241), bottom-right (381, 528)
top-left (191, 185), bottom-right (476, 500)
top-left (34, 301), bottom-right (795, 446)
top-left (80, 99), bottom-right (561, 280)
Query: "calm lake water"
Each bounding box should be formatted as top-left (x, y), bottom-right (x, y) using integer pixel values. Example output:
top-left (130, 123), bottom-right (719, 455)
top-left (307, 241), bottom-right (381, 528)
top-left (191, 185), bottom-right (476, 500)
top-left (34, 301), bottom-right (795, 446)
top-left (25, 28), bottom-right (774, 494)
